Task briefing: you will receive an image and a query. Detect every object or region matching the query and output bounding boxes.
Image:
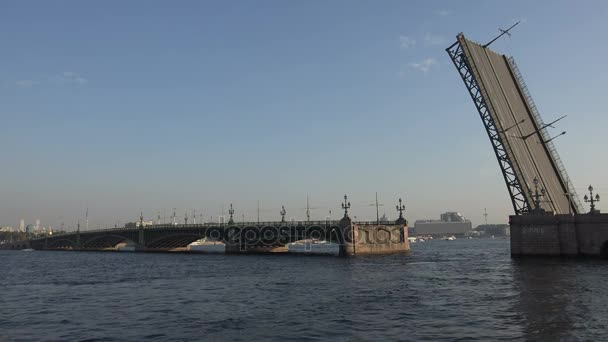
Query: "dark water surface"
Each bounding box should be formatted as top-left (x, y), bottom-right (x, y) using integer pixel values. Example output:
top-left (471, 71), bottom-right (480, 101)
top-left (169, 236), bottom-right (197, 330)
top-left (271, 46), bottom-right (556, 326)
top-left (2, 239), bottom-right (607, 341)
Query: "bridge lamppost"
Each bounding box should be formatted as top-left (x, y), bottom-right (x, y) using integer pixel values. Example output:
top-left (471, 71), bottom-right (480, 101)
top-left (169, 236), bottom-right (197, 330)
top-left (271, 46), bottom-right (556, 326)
top-left (228, 203), bottom-right (235, 224)
top-left (396, 198), bottom-right (405, 219)
top-left (529, 177), bottom-right (546, 213)
top-left (584, 185), bottom-right (600, 214)
top-left (396, 198), bottom-right (406, 225)
top-left (76, 219), bottom-right (81, 248)
top-left (280, 205), bottom-right (286, 223)
top-left (341, 194), bottom-right (351, 219)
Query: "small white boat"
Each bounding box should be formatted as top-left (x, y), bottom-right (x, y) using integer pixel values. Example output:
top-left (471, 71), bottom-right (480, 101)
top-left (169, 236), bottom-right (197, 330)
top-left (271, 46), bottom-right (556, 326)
top-left (188, 238), bottom-right (226, 253)
top-left (115, 242), bottom-right (136, 252)
top-left (21, 248), bottom-right (34, 252)
top-left (287, 239), bottom-right (339, 255)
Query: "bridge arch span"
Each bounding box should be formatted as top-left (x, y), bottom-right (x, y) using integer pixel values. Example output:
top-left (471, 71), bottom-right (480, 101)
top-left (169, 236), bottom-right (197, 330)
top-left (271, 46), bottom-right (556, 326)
top-left (300, 225), bottom-right (325, 243)
top-left (47, 239), bottom-right (76, 249)
top-left (82, 235), bottom-right (137, 249)
top-left (327, 226), bottom-right (345, 245)
top-left (146, 234), bottom-right (207, 249)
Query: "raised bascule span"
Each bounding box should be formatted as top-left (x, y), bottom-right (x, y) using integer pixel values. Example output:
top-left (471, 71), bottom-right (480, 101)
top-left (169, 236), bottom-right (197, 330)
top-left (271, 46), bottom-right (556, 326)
top-left (448, 32), bottom-right (608, 257)
top-left (446, 33), bottom-right (582, 216)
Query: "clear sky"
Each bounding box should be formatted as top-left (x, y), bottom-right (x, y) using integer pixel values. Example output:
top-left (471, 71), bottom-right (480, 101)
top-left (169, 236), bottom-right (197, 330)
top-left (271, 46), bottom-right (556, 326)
top-left (1, 0), bottom-right (607, 229)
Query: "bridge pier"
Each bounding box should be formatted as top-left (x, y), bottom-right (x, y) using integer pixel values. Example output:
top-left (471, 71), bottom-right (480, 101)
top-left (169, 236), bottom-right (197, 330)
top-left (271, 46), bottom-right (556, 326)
top-left (138, 228), bottom-right (145, 246)
top-left (510, 213), bottom-right (608, 257)
top-left (339, 222), bottom-right (410, 256)
top-left (75, 229), bottom-right (81, 249)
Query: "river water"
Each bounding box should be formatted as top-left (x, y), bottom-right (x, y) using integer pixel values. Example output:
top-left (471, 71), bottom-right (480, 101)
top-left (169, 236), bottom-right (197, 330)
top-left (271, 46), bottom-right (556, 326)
top-left (1, 239), bottom-right (607, 341)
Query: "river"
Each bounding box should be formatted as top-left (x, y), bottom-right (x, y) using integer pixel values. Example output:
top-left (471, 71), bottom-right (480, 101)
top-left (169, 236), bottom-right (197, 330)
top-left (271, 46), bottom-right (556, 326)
top-left (1, 239), bottom-right (607, 341)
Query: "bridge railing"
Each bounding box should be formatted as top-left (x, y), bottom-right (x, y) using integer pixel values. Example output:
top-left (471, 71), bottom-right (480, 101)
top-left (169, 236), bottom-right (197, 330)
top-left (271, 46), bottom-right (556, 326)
top-left (39, 219), bottom-right (407, 238)
top-left (508, 57), bottom-right (583, 214)
top-left (51, 220), bottom-right (344, 235)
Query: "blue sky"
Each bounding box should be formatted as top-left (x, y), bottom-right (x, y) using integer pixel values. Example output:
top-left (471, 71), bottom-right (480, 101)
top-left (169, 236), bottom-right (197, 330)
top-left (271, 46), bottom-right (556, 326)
top-left (1, 0), bottom-right (607, 229)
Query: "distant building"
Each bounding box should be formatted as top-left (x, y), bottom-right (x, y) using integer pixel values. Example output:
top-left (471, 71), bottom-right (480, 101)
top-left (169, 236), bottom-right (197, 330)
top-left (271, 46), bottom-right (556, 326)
top-left (25, 224), bottom-right (35, 234)
top-left (35, 219), bottom-right (40, 230)
top-left (19, 219), bottom-right (25, 232)
top-left (413, 212), bottom-right (472, 236)
top-left (440, 212), bottom-right (466, 222)
top-left (0, 226), bottom-right (15, 232)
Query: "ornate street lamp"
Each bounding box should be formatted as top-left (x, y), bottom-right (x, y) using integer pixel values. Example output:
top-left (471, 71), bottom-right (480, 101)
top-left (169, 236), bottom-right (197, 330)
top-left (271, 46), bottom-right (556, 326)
top-left (396, 198), bottom-right (405, 220)
top-left (280, 205), bottom-right (286, 223)
top-left (529, 177), bottom-right (546, 213)
top-left (584, 185), bottom-right (600, 214)
top-left (341, 194), bottom-right (351, 218)
top-left (228, 203), bottom-right (235, 224)
top-left (395, 198), bottom-right (407, 225)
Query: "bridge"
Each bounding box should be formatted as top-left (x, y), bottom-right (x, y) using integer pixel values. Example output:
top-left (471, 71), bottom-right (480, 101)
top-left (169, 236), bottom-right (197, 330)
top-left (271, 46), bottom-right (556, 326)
top-left (447, 32), bottom-right (608, 257)
top-left (19, 216), bottom-right (409, 256)
top-left (9, 30), bottom-right (605, 257)
top-left (31, 221), bottom-right (344, 251)
top-left (447, 33), bottom-right (582, 215)
top-left (2, 195), bottom-right (410, 256)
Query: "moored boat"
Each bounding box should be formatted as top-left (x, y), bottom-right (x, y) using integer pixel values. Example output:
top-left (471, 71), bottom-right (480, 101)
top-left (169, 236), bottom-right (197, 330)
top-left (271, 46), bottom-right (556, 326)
top-left (188, 238), bottom-right (226, 253)
top-left (287, 239), bottom-right (339, 255)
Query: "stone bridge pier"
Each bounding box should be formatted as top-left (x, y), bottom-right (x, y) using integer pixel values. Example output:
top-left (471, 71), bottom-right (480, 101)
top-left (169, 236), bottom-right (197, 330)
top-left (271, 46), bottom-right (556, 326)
top-left (510, 213), bottom-right (608, 257)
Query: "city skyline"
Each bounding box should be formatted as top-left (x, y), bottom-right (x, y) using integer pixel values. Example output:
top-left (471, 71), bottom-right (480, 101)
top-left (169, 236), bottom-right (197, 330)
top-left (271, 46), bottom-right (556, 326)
top-left (2, 0), bottom-right (607, 229)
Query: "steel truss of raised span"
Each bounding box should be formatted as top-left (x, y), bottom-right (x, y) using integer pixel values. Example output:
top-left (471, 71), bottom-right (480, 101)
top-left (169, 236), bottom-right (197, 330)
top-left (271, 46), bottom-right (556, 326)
top-left (446, 33), bottom-right (582, 215)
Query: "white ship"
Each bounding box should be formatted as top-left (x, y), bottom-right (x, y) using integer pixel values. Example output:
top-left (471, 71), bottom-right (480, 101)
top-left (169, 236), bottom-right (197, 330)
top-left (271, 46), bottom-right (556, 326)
top-left (116, 242), bottom-right (136, 252)
top-left (188, 238), bottom-right (226, 253)
top-left (287, 239), bottom-right (340, 255)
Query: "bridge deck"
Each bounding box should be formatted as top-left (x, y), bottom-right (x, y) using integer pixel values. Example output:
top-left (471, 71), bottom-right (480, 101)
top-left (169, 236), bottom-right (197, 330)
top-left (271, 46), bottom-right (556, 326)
top-left (456, 35), bottom-right (578, 214)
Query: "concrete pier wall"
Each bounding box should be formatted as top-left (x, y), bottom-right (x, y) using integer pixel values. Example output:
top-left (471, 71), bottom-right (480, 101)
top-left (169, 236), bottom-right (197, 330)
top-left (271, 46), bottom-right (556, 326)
top-left (341, 223), bottom-right (409, 256)
top-left (510, 213), bottom-right (608, 257)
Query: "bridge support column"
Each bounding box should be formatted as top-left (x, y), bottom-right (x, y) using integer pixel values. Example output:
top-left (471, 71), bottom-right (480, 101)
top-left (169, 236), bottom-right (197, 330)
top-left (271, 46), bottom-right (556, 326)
top-left (510, 213), bottom-right (608, 257)
top-left (340, 222), bottom-right (410, 256)
top-left (75, 230), bottom-right (81, 250)
top-left (138, 228), bottom-right (145, 247)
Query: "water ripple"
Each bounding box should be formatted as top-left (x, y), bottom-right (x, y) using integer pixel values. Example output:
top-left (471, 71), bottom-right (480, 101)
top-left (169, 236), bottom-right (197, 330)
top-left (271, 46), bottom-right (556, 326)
top-left (2, 240), bottom-right (608, 340)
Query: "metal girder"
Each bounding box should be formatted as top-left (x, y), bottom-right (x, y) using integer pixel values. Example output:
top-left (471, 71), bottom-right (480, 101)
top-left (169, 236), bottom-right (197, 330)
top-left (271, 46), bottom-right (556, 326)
top-left (446, 36), bottom-right (530, 215)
